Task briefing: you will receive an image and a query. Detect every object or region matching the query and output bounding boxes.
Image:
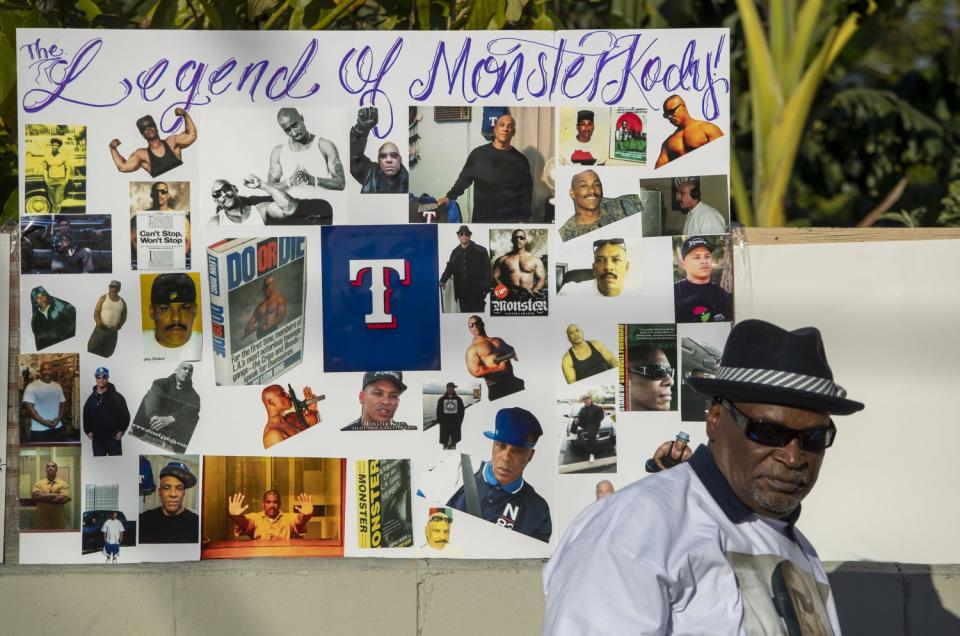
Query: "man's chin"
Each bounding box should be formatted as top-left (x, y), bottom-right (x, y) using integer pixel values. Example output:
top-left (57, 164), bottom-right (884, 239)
top-left (158, 333), bottom-right (189, 348)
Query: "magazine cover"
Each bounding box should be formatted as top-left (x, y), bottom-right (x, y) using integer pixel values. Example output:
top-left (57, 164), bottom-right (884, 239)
top-left (130, 181), bottom-right (191, 271)
top-left (609, 107), bottom-right (648, 163)
top-left (207, 236), bottom-right (306, 386)
top-left (489, 227), bottom-right (549, 317)
top-left (356, 459), bottom-right (413, 549)
top-left (618, 323), bottom-right (678, 412)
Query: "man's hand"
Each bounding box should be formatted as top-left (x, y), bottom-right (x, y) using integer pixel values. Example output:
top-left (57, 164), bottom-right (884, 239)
top-left (289, 168), bottom-right (316, 186)
top-left (174, 107), bottom-right (187, 118)
top-left (113, 431), bottom-right (123, 440)
top-left (296, 493), bottom-right (314, 517)
top-left (436, 196), bottom-right (450, 206)
top-left (242, 174), bottom-right (263, 189)
top-left (228, 493), bottom-right (249, 517)
top-left (439, 280), bottom-right (446, 290)
top-left (86, 432), bottom-right (94, 440)
top-left (356, 107), bottom-right (378, 133)
top-left (109, 139), bottom-right (121, 150)
top-left (148, 415), bottom-right (175, 430)
top-left (303, 387), bottom-right (321, 419)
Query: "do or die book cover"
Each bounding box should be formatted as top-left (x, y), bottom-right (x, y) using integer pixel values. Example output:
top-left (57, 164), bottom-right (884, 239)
top-left (610, 108), bottom-right (648, 163)
top-left (207, 236), bottom-right (306, 386)
top-left (618, 323), bottom-right (678, 412)
top-left (356, 459), bottom-right (413, 549)
top-left (489, 227), bottom-right (549, 317)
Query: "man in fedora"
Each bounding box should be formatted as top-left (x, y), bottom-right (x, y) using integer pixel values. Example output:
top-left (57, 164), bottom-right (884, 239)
top-left (544, 319), bottom-right (863, 634)
top-left (439, 225), bottom-right (491, 313)
top-left (447, 407), bottom-right (551, 543)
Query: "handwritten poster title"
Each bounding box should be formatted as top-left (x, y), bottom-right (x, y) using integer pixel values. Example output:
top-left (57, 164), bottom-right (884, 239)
top-left (20, 31), bottom-right (728, 138)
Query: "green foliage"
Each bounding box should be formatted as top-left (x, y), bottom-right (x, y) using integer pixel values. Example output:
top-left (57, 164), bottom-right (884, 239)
top-left (1, 0), bottom-right (958, 229)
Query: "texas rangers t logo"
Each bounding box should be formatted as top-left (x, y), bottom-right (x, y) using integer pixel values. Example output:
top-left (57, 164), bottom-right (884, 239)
top-left (322, 225), bottom-right (440, 371)
top-left (349, 259), bottom-right (411, 328)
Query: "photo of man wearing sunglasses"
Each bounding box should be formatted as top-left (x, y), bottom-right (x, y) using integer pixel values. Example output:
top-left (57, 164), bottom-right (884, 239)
top-left (546, 319), bottom-right (863, 636)
top-left (627, 344), bottom-right (676, 411)
top-left (349, 106), bottom-right (408, 194)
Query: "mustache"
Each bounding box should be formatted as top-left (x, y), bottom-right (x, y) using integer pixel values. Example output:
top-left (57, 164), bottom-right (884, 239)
top-left (164, 322), bottom-right (188, 332)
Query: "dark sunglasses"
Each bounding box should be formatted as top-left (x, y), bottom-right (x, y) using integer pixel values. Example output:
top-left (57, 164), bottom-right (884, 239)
top-left (95, 374), bottom-right (108, 379)
top-left (721, 400), bottom-right (836, 451)
top-left (629, 365), bottom-right (674, 380)
top-left (593, 238), bottom-right (625, 250)
top-left (154, 188), bottom-right (169, 195)
top-left (468, 321), bottom-right (481, 327)
top-left (211, 185), bottom-right (232, 198)
top-left (663, 104), bottom-right (683, 119)
top-left (378, 151), bottom-right (400, 159)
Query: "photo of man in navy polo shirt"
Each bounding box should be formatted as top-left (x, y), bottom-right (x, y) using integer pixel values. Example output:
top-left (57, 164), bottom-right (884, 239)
top-left (447, 407), bottom-right (551, 543)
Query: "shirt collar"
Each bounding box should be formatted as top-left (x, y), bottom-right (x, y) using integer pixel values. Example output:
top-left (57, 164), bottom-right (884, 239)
top-left (482, 462), bottom-right (524, 494)
top-left (688, 445), bottom-right (801, 531)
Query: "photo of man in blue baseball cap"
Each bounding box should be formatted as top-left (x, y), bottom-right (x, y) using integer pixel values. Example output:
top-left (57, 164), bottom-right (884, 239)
top-left (446, 407), bottom-right (551, 542)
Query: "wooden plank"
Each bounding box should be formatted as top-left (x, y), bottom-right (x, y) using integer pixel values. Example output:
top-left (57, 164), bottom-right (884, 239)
top-left (742, 227), bottom-right (960, 245)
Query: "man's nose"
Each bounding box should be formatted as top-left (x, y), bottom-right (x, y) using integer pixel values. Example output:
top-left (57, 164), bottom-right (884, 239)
top-left (778, 438), bottom-right (805, 468)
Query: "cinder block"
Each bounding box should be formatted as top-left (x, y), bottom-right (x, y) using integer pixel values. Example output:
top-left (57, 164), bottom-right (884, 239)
top-left (0, 567), bottom-right (176, 635)
top-left (418, 560), bottom-right (545, 636)
top-left (827, 562), bottom-right (906, 635)
top-left (903, 565), bottom-right (960, 634)
top-left (174, 560), bottom-right (419, 636)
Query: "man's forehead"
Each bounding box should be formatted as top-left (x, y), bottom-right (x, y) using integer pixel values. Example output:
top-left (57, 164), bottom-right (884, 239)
top-left (497, 115), bottom-right (515, 126)
top-left (574, 171), bottom-right (600, 185)
top-left (366, 379), bottom-right (399, 394)
top-left (596, 243), bottom-right (627, 257)
top-left (685, 246), bottom-right (711, 259)
top-left (379, 142), bottom-right (399, 154)
top-left (159, 475), bottom-right (184, 486)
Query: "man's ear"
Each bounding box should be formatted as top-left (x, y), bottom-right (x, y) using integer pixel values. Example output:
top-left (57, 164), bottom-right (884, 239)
top-left (706, 401), bottom-right (722, 442)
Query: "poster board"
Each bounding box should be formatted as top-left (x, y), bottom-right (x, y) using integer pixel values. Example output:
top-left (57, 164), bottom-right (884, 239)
top-left (15, 28), bottom-right (732, 562)
top-left (737, 228), bottom-right (960, 563)
top-left (0, 233), bottom-right (9, 561)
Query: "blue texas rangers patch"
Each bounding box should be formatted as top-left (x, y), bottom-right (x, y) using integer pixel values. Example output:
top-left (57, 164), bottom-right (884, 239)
top-left (321, 225), bottom-right (440, 371)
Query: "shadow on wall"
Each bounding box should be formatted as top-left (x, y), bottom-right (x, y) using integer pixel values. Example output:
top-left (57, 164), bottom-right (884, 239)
top-left (830, 562), bottom-right (960, 634)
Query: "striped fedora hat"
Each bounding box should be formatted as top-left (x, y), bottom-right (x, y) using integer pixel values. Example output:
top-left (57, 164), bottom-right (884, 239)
top-left (685, 319), bottom-right (864, 415)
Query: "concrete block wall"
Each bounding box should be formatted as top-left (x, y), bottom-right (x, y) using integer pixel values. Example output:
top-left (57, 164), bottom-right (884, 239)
top-left (1, 559), bottom-right (960, 634)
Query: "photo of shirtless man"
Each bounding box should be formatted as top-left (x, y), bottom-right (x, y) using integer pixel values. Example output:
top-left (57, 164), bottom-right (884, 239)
top-left (492, 229), bottom-right (546, 302)
top-left (243, 275), bottom-right (287, 340)
top-left (464, 315), bottom-right (524, 401)
top-left (655, 94), bottom-right (724, 168)
top-left (261, 384), bottom-right (322, 449)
